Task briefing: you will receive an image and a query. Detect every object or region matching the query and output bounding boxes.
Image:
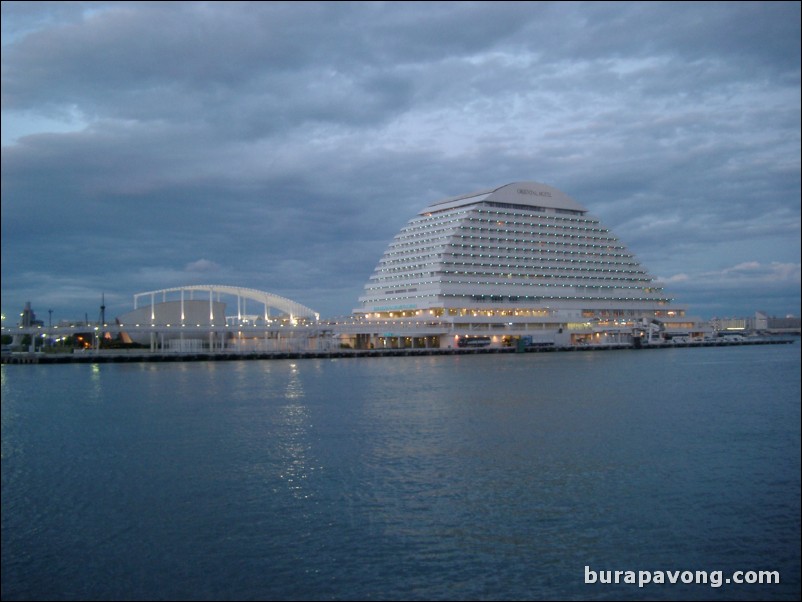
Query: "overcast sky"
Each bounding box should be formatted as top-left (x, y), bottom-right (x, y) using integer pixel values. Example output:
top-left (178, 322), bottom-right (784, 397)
top-left (2, 1), bottom-right (800, 324)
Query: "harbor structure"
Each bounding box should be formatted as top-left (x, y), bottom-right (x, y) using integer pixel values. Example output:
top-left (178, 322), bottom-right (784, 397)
top-left (14, 182), bottom-right (799, 357)
top-left (114, 285), bottom-right (321, 352)
top-left (348, 182), bottom-right (708, 349)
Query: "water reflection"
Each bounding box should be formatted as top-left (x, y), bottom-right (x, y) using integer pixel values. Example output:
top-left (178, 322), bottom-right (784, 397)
top-left (86, 363), bottom-right (103, 404)
top-left (277, 363), bottom-right (315, 500)
top-left (0, 366), bottom-right (21, 461)
top-left (284, 362), bottom-right (304, 400)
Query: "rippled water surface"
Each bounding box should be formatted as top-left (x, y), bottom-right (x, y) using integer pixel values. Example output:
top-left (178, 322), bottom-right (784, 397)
top-left (2, 344), bottom-right (800, 600)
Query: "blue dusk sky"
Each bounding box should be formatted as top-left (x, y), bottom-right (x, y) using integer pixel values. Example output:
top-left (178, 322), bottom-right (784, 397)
top-left (2, 1), bottom-right (800, 323)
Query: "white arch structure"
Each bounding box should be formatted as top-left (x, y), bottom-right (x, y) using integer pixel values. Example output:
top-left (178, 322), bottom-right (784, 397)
top-left (133, 285), bottom-right (319, 323)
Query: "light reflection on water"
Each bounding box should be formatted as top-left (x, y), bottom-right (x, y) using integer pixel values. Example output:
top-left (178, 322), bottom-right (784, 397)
top-left (1, 345), bottom-right (800, 601)
top-left (277, 362), bottom-right (316, 500)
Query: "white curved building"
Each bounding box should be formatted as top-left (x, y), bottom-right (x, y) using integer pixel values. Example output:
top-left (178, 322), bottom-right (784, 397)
top-left (353, 182), bottom-right (704, 348)
top-left (116, 285), bottom-right (320, 351)
top-left (127, 285), bottom-right (319, 324)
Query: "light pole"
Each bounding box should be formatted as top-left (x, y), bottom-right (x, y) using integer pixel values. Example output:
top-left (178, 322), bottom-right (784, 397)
top-left (48, 309), bottom-right (53, 349)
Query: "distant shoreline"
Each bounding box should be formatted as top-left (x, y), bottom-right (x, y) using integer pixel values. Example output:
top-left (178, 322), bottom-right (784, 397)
top-left (2, 337), bottom-right (795, 365)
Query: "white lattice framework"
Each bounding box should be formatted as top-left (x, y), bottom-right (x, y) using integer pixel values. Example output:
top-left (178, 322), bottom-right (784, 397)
top-left (133, 285), bottom-right (319, 322)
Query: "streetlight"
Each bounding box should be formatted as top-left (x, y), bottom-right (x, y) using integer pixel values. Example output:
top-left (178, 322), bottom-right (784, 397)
top-left (48, 309), bottom-right (53, 349)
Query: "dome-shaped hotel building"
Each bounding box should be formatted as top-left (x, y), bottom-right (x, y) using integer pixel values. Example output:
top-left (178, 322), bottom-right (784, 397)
top-left (352, 182), bottom-right (705, 349)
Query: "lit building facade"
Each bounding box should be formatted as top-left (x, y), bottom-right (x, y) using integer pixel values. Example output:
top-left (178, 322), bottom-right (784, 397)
top-left (352, 182), bottom-right (706, 348)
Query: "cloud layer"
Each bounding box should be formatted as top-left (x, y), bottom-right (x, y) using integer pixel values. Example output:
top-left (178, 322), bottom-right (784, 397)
top-left (2, 1), bottom-right (800, 321)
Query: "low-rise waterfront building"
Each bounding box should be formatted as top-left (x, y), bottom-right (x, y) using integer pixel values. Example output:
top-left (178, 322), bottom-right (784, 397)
top-left (114, 285), bottom-right (321, 352)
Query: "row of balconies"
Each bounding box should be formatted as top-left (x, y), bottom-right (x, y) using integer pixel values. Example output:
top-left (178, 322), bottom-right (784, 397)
top-left (377, 253), bottom-right (642, 271)
top-left (394, 221), bottom-right (617, 244)
top-left (369, 268), bottom-right (651, 282)
top-left (381, 243), bottom-right (637, 260)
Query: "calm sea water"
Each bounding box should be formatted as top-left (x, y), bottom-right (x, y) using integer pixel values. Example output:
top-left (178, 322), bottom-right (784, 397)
top-left (2, 344), bottom-right (800, 601)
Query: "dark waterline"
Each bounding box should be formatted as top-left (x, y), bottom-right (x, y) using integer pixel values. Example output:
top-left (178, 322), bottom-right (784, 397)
top-left (2, 344), bottom-right (800, 600)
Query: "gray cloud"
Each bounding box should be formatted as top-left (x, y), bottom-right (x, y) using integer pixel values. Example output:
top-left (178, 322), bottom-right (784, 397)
top-left (2, 1), bottom-right (800, 321)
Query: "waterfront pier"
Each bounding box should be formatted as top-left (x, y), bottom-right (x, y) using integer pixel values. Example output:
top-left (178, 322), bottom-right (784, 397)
top-left (2, 336), bottom-right (794, 365)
